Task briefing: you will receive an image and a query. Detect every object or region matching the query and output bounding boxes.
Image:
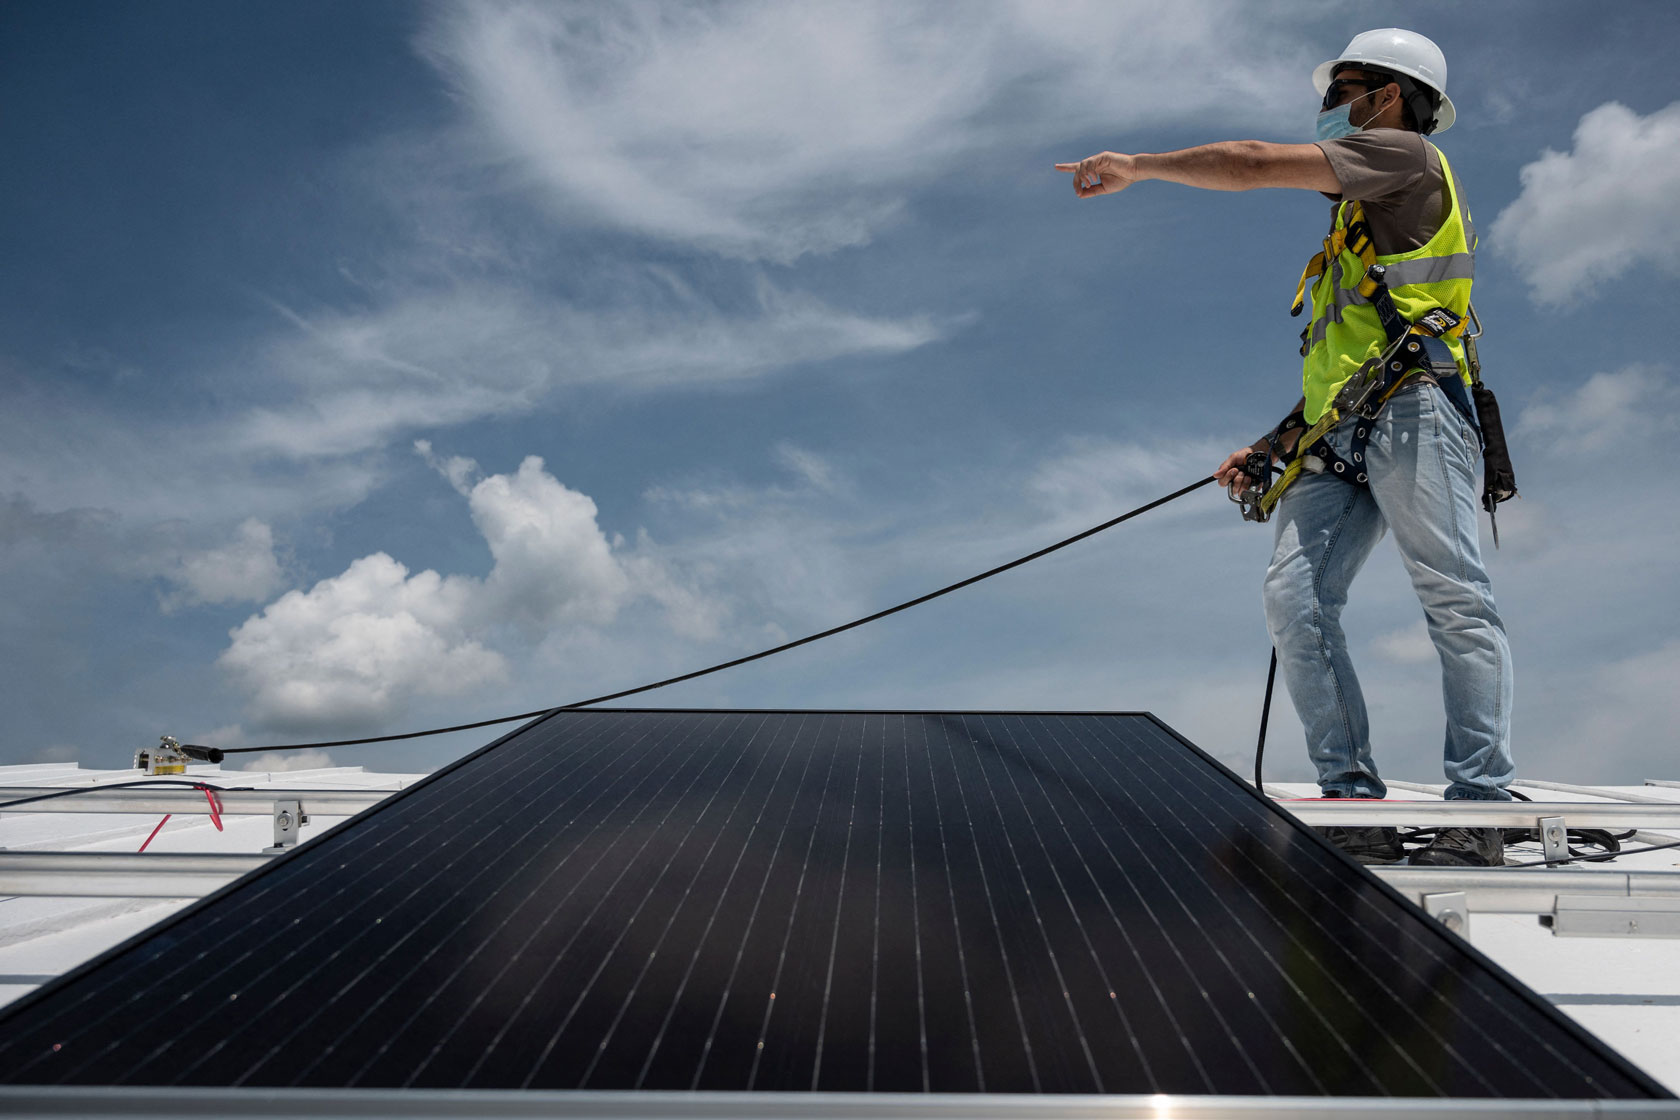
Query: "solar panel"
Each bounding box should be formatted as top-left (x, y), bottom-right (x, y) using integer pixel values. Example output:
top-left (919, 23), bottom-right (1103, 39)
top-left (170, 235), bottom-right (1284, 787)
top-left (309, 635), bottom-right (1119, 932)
top-left (0, 710), bottom-right (1665, 1100)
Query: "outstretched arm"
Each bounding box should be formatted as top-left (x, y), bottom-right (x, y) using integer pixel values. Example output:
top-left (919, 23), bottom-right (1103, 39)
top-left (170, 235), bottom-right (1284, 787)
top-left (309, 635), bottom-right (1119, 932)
top-left (1055, 141), bottom-right (1340, 198)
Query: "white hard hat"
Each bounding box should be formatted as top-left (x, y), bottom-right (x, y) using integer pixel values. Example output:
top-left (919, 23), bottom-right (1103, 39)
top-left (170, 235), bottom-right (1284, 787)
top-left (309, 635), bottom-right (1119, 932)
top-left (1313, 28), bottom-right (1456, 134)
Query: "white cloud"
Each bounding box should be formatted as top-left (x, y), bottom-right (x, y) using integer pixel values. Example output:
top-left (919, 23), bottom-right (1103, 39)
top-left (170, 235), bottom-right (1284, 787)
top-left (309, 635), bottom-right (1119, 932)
top-left (220, 551), bottom-right (504, 733)
top-left (1371, 621), bottom-right (1436, 665)
top-left (162, 518), bottom-right (285, 611)
top-left (232, 277), bottom-right (950, 459)
top-left (239, 748), bottom-right (339, 773)
top-left (420, 0), bottom-right (1306, 261)
top-left (218, 451), bottom-right (693, 733)
top-left (1491, 100), bottom-right (1680, 305)
top-left (1514, 364), bottom-right (1678, 452)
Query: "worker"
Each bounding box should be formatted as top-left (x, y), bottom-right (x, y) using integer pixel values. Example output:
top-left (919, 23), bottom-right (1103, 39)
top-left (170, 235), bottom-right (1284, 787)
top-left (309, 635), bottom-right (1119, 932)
top-left (1056, 29), bottom-right (1511, 866)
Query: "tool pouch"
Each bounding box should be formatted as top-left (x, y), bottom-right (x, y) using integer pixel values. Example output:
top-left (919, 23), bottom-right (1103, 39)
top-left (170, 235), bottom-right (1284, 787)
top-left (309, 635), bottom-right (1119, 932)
top-left (1471, 383), bottom-right (1518, 513)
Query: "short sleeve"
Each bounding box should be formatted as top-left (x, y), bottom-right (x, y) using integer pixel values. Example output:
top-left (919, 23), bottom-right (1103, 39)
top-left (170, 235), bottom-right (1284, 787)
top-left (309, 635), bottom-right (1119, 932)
top-left (1314, 130), bottom-right (1429, 205)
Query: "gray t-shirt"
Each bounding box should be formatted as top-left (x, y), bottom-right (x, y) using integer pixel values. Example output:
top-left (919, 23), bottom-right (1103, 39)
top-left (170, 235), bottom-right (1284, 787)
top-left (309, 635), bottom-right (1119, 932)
top-left (1313, 128), bottom-right (1448, 253)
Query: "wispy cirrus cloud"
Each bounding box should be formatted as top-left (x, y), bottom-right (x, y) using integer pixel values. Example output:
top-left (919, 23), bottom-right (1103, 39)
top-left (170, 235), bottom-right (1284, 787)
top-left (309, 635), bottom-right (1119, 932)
top-left (420, 0), bottom-right (1309, 262)
top-left (233, 274), bottom-right (954, 459)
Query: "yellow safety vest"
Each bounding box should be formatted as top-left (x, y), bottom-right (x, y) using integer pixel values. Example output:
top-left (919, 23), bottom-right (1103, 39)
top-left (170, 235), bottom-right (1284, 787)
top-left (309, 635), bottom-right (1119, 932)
top-left (1292, 143), bottom-right (1476, 423)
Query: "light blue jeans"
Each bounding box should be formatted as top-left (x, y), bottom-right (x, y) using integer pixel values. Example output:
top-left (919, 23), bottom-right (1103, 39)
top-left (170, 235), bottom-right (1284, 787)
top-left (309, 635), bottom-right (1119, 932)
top-left (1263, 383), bottom-right (1514, 802)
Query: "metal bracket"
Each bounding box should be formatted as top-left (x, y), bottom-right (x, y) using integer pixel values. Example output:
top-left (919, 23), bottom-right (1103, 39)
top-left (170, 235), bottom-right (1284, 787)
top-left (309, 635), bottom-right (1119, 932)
top-left (263, 799), bottom-right (308, 853)
top-left (1422, 891), bottom-right (1470, 938)
top-left (1538, 815), bottom-right (1568, 864)
top-left (1547, 896), bottom-right (1680, 938)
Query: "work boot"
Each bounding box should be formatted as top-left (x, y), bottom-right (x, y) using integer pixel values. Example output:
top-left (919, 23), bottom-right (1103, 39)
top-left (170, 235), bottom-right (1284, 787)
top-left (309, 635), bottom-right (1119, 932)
top-left (1410, 827), bottom-right (1505, 867)
top-left (1315, 793), bottom-right (1404, 864)
top-left (1318, 825), bottom-right (1405, 864)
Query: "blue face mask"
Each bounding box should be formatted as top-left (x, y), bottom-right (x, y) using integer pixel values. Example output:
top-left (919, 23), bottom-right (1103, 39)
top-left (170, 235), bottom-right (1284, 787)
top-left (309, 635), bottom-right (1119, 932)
top-left (1315, 90), bottom-right (1377, 141)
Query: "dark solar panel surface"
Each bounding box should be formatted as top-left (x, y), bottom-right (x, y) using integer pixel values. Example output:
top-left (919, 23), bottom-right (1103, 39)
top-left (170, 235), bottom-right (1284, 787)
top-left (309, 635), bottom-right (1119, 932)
top-left (0, 710), bottom-right (1663, 1097)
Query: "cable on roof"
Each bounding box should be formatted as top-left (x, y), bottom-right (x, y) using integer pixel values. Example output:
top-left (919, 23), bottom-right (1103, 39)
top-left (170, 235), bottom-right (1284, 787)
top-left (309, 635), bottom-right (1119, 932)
top-left (191, 475), bottom-right (1218, 756)
top-left (1502, 835), bottom-right (1680, 869)
top-left (0, 778), bottom-right (244, 814)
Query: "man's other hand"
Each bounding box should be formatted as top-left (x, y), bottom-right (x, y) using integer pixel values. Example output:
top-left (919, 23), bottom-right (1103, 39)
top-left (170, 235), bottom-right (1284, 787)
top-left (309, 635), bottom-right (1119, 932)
top-left (1055, 152), bottom-right (1138, 198)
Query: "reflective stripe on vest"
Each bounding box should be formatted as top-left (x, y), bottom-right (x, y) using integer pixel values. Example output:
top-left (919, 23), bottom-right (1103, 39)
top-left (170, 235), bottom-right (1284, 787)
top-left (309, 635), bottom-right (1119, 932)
top-left (1300, 144), bottom-right (1476, 423)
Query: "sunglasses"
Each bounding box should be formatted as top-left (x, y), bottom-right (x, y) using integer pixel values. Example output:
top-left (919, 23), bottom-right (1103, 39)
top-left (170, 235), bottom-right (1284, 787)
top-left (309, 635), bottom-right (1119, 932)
top-left (1321, 75), bottom-right (1389, 112)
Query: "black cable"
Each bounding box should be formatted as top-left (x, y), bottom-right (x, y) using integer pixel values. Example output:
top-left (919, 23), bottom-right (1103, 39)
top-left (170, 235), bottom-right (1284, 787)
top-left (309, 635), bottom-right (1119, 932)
top-left (0, 778), bottom-right (245, 813)
top-left (1253, 647), bottom-right (1277, 790)
top-left (1502, 836), bottom-right (1680, 869)
top-left (197, 475), bottom-right (1219, 756)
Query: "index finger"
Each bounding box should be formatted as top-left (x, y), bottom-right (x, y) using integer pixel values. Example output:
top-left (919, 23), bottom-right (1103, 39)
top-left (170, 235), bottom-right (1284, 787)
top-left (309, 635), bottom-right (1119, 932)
top-left (1053, 162), bottom-right (1078, 172)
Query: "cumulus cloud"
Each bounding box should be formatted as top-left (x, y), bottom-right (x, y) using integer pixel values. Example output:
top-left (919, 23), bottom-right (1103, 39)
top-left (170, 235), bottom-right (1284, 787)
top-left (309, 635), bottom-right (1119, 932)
top-left (1491, 100), bottom-right (1680, 305)
top-left (162, 518), bottom-right (285, 611)
top-left (1515, 364), bottom-right (1678, 452)
top-left (218, 450), bottom-right (685, 733)
top-left (420, 0), bottom-right (1305, 261)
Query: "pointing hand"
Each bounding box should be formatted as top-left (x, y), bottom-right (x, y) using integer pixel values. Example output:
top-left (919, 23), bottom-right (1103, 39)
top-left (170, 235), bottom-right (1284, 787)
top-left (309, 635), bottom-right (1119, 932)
top-left (1054, 152), bottom-right (1140, 198)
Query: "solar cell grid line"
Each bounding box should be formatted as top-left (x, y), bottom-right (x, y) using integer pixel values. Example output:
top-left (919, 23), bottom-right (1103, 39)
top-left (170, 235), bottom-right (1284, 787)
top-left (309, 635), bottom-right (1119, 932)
top-left (1085, 713), bottom-right (1419, 1094)
top-left (989, 717), bottom-right (1189, 1092)
top-left (2, 703), bottom-right (620, 1087)
top-left (343, 711), bottom-right (692, 1086)
top-left (938, 716), bottom-right (1045, 1092)
top-left (743, 710), bottom-right (849, 1089)
top-left (865, 716), bottom-right (889, 1091)
top-left (924, 716), bottom-right (1017, 1090)
top-left (454, 711), bottom-right (751, 1089)
top-left (226, 709), bottom-right (697, 1089)
top-left (808, 714), bottom-right (873, 1090)
top-left (1115, 714), bottom-right (1602, 1097)
top-left (350, 712), bottom-right (747, 1087)
top-left (956, 716), bottom-right (1105, 1092)
top-left (1119, 714), bottom-right (1661, 1099)
top-left (1061, 715), bottom-right (1420, 1095)
top-left (1005, 717), bottom-right (1255, 1094)
top-left (687, 712), bottom-right (823, 1091)
top-left (909, 713), bottom-right (983, 1092)
top-left (575, 712), bottom-right (783, 1089)
top-left (631, 713), bottom-right (806, 1090)
top-left (1126, 717), bottom-right (1664, 1100)
top-left (510, 715), bottom-right (762, 1088)
top-left (267, 709), bottom-right (712, 1088)
top-left (895, 714), bottom-right (932, 1093)
top-left (565, 712), bottom-right (792, 1088)
top-left (974, 715), bottom-right (1170, 1090)
top-left (1108, 715), bottom-right (1532, 1095)
top-left (1107, 717), bottom-right (1510, 1093)
top-left (340, 710), bottom-right (742, 1087)
top-left (1009, 713), bottom-right (1318, 1095)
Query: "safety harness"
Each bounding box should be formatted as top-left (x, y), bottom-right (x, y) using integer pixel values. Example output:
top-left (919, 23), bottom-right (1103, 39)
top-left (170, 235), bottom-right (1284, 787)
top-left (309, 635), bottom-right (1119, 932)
top-left (1232, 196), bottom-right (1519, 542)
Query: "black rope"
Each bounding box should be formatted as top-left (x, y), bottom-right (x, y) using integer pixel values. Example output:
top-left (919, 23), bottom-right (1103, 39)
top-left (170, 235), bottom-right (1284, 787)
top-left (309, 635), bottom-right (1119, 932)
top-left (197, 476), bottom-right (1218, 756)
top-left (1253, 647), bottom-right (1277, 791)
top-left (0, 778), bottom-right (245, 813)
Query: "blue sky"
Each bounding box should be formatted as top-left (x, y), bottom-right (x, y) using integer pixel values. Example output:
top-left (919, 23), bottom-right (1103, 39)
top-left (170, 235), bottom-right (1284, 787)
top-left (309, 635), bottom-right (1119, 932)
top-left (3, 0), bottom-right (1679, 785)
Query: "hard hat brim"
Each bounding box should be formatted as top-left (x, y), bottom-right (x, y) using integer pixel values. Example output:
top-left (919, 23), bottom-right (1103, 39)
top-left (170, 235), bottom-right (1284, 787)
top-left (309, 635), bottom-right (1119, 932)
top-left (1314, 58), bottom-right (1455, 133)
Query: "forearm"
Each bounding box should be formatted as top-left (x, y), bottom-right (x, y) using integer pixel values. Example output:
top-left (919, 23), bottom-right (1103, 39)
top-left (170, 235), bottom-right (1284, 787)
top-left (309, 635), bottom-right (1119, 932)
top-left (1135, 141), bottom-right (1338, 193)
top-left (1255, 397), bottom-right (1308, 457)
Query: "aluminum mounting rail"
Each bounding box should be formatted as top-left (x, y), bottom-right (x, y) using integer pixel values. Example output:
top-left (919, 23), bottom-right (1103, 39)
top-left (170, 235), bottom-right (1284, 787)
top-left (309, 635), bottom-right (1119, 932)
top-left (1372, 866), bottom-right (1680, 913)
top-left (1274, 799), bottom-right (1680, 829)
top-left (0, 852), bottom-right (271, 897)
top-left (0, 787), bottom-right (392, 815)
